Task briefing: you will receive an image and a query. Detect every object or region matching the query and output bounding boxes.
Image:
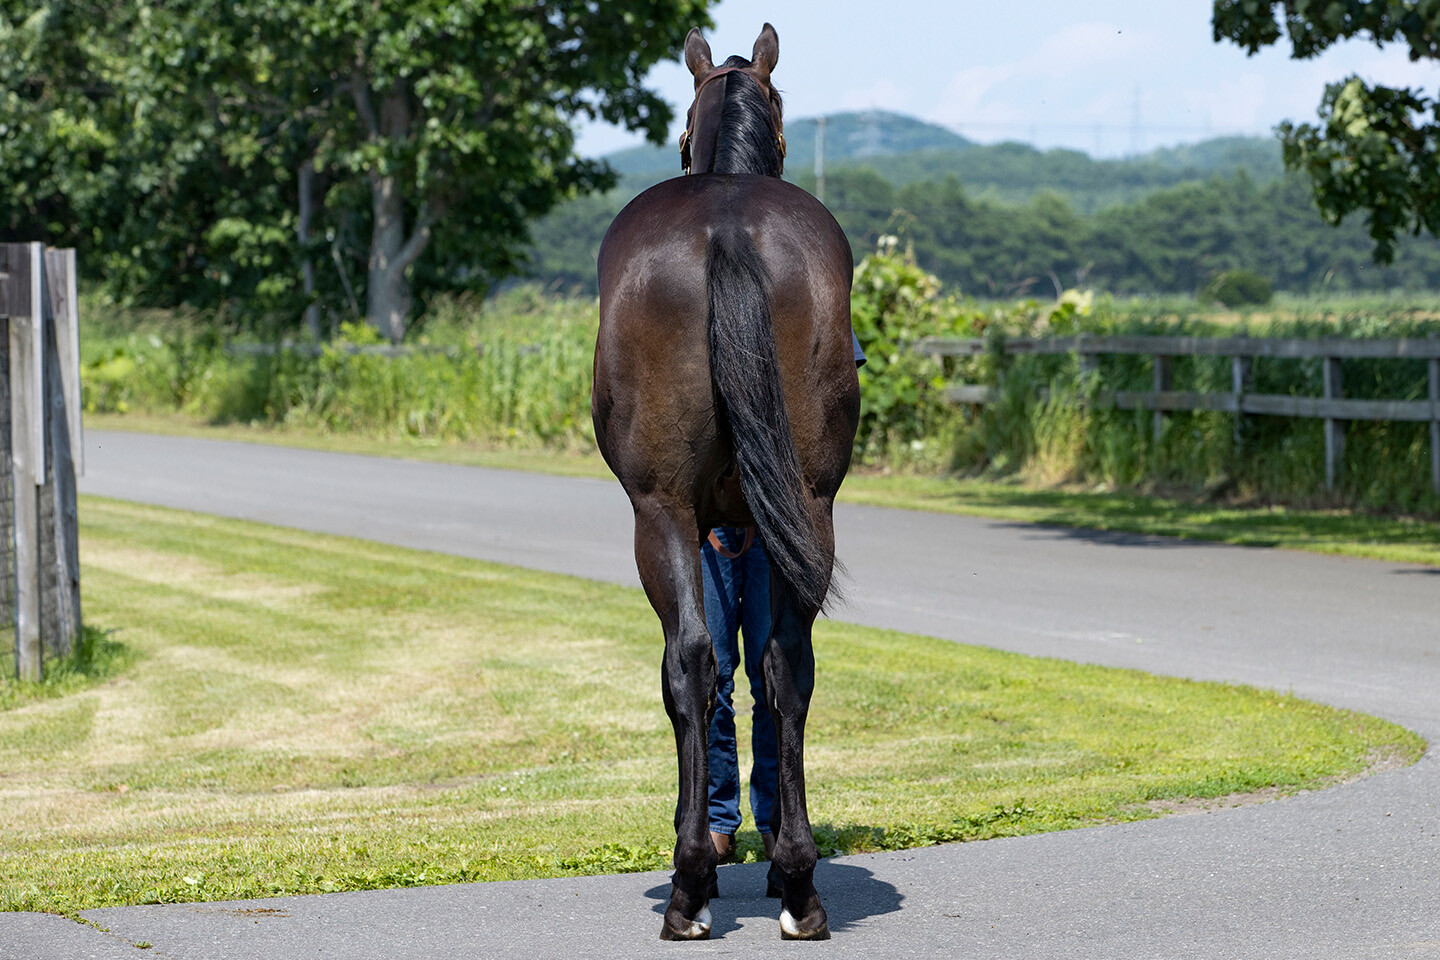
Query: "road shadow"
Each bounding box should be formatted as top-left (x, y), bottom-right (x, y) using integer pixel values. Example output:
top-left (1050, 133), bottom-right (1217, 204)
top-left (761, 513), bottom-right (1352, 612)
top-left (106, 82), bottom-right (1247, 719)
top-left (645, 859), bottom-right (903, 937)
top-left (993, 521), bottom-right (1250, 551)
top-left (1393, 567), bottom-right (1440, 576)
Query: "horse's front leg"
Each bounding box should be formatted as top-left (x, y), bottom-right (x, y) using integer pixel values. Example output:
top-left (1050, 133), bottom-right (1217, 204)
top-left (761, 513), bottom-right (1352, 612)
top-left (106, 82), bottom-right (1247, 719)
top-left (762, 520), bottom-right (831, 940)
top-left (632, 497), bottom-right (719, 940)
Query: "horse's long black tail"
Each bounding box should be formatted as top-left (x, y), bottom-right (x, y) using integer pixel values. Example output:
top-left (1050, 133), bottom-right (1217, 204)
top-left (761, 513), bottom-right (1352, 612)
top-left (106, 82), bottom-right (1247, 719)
top-left (706, 226), bottom-right (831, 613)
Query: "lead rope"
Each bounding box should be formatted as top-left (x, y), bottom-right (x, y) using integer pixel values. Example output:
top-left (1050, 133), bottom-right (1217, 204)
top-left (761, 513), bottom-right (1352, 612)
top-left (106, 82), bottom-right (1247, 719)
top-left (707, 527), bottom-right (755, 559)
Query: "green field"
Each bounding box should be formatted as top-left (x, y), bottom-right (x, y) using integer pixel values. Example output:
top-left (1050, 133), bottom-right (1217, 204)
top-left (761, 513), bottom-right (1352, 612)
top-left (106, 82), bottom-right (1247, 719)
top-left (0, 497), bottom-right (1422, 914)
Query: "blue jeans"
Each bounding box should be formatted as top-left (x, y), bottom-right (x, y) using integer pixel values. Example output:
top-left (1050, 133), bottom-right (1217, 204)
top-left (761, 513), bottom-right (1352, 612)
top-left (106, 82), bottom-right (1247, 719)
top-left (702, 527), bottom-right (778, 837)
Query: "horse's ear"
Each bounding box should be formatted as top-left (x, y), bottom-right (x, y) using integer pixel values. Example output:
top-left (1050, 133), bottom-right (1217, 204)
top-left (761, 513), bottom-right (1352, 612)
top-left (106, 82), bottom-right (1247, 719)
top-left (750, 23), bottom-right (778, 83)
top-left (685, 28), bottom-right (714, 82)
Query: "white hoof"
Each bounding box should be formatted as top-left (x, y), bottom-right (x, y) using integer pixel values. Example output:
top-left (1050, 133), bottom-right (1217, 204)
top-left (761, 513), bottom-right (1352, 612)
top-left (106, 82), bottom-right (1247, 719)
top-left (684, 905), bottom-right (712, 938)
top-left (779, 907), bottom-right (800, 938)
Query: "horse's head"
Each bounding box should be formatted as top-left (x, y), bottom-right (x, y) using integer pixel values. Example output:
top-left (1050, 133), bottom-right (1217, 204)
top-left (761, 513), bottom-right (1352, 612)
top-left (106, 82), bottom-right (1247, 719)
top-left (680, 24), bottom-right (785, 176)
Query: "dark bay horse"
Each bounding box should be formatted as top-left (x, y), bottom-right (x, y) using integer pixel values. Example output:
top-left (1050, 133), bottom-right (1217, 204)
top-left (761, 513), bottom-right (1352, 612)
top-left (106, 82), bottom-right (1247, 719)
top-left (592, 23), bottom-right (859, 942)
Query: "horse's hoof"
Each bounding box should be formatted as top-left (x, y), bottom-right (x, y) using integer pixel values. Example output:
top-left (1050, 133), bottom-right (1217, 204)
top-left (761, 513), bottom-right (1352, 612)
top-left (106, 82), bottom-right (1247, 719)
top-left (660, 905), bottom-right (713, 940)
top-left (779, 906), bottom-right (830, 941)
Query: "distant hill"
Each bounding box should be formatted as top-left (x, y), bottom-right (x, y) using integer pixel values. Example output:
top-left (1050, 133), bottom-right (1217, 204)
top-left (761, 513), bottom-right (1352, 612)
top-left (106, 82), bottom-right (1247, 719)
top-left (524, 111), bottom-right (1337, 296)
top-left (840, 137), bottom-right (1284, 214)
top-left (605, 110), bottom-right (972, 183)
top-left (599, 110), bottom-right (1284, 213)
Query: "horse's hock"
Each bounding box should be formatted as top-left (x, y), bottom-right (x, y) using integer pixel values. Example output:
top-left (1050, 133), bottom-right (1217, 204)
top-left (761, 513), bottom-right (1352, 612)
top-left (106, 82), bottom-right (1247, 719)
top-left (0, 242), bottom-right (85, 681)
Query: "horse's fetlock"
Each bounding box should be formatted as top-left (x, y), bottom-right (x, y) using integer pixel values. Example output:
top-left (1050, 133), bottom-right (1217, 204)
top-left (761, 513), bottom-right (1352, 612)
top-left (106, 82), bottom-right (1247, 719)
top-left (672, 836), bottom-right (716, 879)
top-left (772, 838), bottom-right (817, 876)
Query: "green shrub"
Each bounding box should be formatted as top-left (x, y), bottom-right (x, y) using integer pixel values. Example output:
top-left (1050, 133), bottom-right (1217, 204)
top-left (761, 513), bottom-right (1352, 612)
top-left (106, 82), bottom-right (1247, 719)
top-left (850, 238), bottom-right (973, 466)
top-left (1200, 269), bottom-right (1273, 307)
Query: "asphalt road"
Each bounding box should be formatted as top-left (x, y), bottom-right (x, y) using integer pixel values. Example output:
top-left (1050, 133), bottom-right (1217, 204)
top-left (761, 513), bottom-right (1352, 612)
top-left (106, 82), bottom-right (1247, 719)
top-left (4, 429), bottom-right (1437, 959)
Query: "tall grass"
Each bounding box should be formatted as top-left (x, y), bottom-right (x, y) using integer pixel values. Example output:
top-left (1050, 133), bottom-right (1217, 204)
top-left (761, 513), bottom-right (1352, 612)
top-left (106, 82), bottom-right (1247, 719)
top-left (81, 289), bottom-right (599, 450)
top-left (952, 297), bottom-right (1440, 515)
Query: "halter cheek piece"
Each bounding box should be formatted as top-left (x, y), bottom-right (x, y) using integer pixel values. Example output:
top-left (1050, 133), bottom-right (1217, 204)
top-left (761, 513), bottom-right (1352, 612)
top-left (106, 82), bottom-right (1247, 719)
top-left (680, 66), bottom-right (786, 174)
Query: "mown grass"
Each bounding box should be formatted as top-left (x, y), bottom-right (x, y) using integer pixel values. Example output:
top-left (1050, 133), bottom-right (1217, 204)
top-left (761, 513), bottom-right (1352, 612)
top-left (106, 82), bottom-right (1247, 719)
top-left (0, 627), bottom-right (135, 712)
top-left (0, 497), bottom-right (1421, 914)
top-left (85, 411), bottom-right (1440, 567)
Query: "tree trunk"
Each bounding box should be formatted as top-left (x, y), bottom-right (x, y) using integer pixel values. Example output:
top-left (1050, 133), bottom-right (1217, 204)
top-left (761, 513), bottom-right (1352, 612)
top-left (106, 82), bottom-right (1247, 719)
top-left (349, 77), bottom-right (433, 343)
top-left (360, 83), bottom-right (433, 344)
top-left (367, 167), bottom-right (410, 342)
top-left (297, 154), bottom-right (321, 338)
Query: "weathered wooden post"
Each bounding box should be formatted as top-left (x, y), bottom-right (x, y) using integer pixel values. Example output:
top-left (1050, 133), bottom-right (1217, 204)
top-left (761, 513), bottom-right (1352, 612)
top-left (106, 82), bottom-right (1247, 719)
top-left (1231, 350), bottom-right (1252, 454)
top-left (1152, 354), bottom-right (1172, 446)
top-left (1429, 334), bottom-right (1439, 497)
top-left (1077, 334), bottom-right (1098, 380)
top-left (1323, 354), bottom-right (1344, 492)
top-left (41, 248), bottom-right (83, 659)
top-left (0, 243), bottom-right (43, 680)
top-left (0, 243), bottom-right (83, 679)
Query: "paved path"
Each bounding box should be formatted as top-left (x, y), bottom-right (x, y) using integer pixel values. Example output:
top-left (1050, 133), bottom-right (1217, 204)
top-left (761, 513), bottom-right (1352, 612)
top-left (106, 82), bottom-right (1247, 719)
top-left (5, 430), bottom-right (1437, 958)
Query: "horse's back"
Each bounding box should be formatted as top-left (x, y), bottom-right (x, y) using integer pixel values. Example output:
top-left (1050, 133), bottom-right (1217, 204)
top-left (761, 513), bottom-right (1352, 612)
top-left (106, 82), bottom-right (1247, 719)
top-left (598, 175), bottom-right (850, 318)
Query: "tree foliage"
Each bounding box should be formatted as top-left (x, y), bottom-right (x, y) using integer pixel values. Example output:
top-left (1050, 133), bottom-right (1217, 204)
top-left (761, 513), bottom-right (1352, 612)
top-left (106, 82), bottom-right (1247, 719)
top-left (1213, 1), bottom-right (1440, 261)
top-left (1, 0), bottom-right (712, 338)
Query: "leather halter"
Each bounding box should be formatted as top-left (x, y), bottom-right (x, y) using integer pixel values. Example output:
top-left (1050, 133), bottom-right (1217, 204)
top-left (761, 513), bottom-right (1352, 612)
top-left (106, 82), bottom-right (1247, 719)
top-left (707, 526), bottom-right (755, 559)
top-left (679, 67), bottom-right (786, 174)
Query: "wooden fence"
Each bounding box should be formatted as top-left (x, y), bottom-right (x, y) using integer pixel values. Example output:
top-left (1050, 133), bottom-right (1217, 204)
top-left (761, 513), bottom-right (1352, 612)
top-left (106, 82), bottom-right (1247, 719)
top-left (225, 341), bottom-right (532, 358)
top-left (0, 243), bottom-right (84, 681)
top-left (915, 333), bottom-right (1440, 494)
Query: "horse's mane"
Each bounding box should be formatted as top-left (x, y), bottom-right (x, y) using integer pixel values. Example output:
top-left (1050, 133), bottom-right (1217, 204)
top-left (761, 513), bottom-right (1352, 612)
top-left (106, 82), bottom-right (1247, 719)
top-left (711, 56), bottom-right (784, 177)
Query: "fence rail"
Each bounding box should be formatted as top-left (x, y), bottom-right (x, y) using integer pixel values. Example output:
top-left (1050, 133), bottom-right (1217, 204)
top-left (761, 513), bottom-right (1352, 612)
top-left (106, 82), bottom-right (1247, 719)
top-left (918, 333), bottom-right (1440, 495)
top-left (224, 341), bottom-right (537, 358)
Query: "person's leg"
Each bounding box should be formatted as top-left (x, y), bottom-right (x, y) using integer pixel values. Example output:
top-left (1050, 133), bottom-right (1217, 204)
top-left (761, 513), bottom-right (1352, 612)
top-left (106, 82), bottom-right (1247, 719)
top-left (703, 529), bottom-right (745, 856)
top-left (738, 536), bottom-right (778, 857)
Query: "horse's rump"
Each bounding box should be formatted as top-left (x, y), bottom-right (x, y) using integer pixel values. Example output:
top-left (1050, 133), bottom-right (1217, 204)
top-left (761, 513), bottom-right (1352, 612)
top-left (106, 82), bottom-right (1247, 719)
top-left (594, 174), bottom-right (858, 609)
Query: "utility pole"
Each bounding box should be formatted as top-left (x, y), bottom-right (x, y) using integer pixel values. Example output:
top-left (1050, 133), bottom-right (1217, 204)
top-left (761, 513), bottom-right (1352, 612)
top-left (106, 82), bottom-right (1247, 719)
top-left (814, 115), bottom-right (827, 203)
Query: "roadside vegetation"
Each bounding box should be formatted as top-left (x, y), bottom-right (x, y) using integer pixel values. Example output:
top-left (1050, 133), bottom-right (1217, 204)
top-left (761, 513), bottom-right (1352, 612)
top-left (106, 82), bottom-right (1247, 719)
top-left (80, 248), bottom-right (1440, 527)
top-left (0, 498), bottom-right (1421, 914)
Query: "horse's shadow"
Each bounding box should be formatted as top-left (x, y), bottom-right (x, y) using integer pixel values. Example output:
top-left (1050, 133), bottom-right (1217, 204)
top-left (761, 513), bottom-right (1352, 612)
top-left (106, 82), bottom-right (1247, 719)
top-left (645, 859), bottom-right (903, 937)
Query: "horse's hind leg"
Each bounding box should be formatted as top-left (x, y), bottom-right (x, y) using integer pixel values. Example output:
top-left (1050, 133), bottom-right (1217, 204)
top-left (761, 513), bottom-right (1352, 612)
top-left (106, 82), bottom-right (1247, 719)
top-left (762, 507), bottom-right (832, 940)
top-left (632, 495), bottom-right (719, 940)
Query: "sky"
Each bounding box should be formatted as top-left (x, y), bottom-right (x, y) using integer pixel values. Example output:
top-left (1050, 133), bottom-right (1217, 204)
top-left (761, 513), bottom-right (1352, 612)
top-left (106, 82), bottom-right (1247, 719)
top-left (574, 0), bottom-right (1435, 159)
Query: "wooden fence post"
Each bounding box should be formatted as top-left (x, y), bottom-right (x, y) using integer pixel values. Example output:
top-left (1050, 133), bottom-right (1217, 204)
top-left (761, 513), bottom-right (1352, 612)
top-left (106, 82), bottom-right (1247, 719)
top-left (3, 244), bottom-right (43, 680)
top-left (1152, 354), bottom-right (1173, 446)
top-left (1231, 352), bottom-right (1252, 454)
top-left (40, 249), bottom-right (82, 658)
top-left (1078, 335), bottom-right (1098, 379)
top-left (1323, 355), bottom-right (1344, 491)
top-left (0, 244), bottom-right (84, 679)
top-left (1429, 334), bottom-right (1439, 497)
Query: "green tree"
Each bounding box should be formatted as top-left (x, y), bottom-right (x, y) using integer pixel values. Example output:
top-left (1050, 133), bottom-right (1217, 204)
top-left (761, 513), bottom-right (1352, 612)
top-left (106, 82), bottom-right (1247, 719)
top-left (2, 1), bottom-right (711, 339)
top-left (1213, 1), bottom-right (1440, 262)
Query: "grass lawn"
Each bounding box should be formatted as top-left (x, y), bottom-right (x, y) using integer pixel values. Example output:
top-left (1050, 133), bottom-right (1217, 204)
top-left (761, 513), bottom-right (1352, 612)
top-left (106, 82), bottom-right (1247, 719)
top-left (0, 497), bottom-right (1422, 914)
top-left (87, 412), bottom-right (1440, 567)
